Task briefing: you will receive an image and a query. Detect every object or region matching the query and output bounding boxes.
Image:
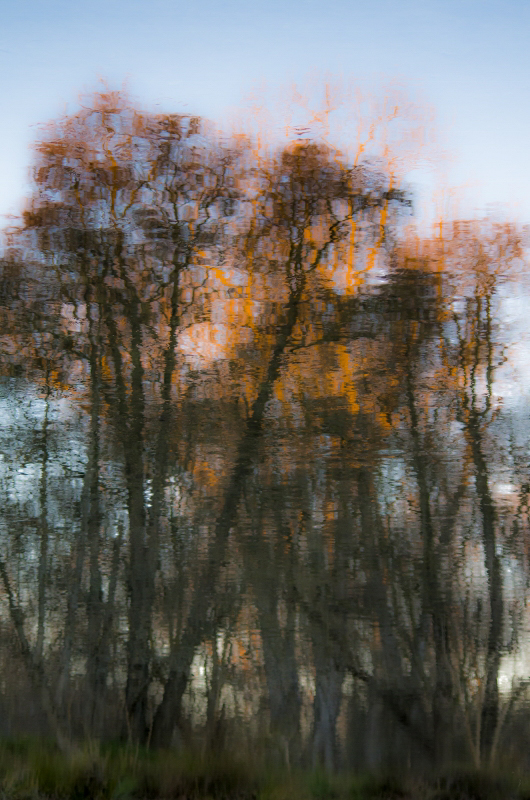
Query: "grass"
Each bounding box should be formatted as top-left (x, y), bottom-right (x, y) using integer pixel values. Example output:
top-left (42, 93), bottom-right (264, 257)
top-left (0, 739), bottom-right (529, 799)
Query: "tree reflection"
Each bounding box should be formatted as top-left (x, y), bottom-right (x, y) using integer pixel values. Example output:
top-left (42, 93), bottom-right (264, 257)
top-left (0, 88), bottom-right (528, 773)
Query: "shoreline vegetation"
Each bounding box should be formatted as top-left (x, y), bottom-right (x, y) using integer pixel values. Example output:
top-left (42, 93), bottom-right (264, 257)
top-left (0, 739), bottom-right (528, 800)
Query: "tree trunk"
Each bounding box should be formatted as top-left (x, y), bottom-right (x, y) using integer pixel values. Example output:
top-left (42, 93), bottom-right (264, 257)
top-left (151, 279), bottom-right (304, 747)
top-left (311, 645), bottom-right (344, 771)
top-left (405, 362), bottom-right (453, 767)
top-left (84, 294), bottom-right (105, 733)
top-left (36, 366), bottom-right (51, 661)
top-left (0, 559), bottom-right (71, 753)
top-left (103, 278), bottom-right (150, 743)
top-left (467, 411), bottom-right (502, 763)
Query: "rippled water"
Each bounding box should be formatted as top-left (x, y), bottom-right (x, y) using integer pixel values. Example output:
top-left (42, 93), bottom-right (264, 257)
top-left (0, 91), bottom-right (529, 772)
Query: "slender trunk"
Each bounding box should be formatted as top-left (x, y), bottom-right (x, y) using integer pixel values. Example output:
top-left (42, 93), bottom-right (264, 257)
top-left (125, 251), bottom-right (183, 743)
top-left (467, 410), bottom-right (502, 762)
top-left (151, 278), bottom-right (304, 747)
top-left (124, 305), bottom-right (149, 742)
top-left (311, 647), bottom-right (344, 771)
top-left (57, 256), bottom-right (98, 709)
top-left (0, 558), bottom-right (71, 752)
top-left (91, 524), bottom-right (124, 733)
top-left (457, 290), bottom-right (502, 764)
top-left (84, 290), bottom-right (104, 733)
top-left (119, 237), bottom-right (185, 743)
top-left (247, 500), bottom-right (301, 761)
top-left (405, 363), bottom-right (452, 767)
top-left (356, 466), bottom-right (429, 762)
top-left (309, 475), bottom-right (347, 772)
top-left (204, 640), bottom-right (223, 751)
top-left (259, 585), bottom-right (301, 755)
top-left (146, 258), bottom-right (181, 557)
top-left (55, 522), bottom-right (85, 708)
top-left (357, 467), bottom-right (403, 678)
top-left (103, 271), bottom-right (149, 742)
top-left (36, 366), bottom-right (51, 661)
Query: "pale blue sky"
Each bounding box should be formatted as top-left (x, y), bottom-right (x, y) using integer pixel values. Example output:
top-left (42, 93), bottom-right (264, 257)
top-left (1, 0), bottom-right (529, 226)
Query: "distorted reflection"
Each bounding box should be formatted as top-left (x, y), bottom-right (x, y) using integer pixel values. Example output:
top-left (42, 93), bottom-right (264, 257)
top-left (0, 90), bottom-right (528, 773)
